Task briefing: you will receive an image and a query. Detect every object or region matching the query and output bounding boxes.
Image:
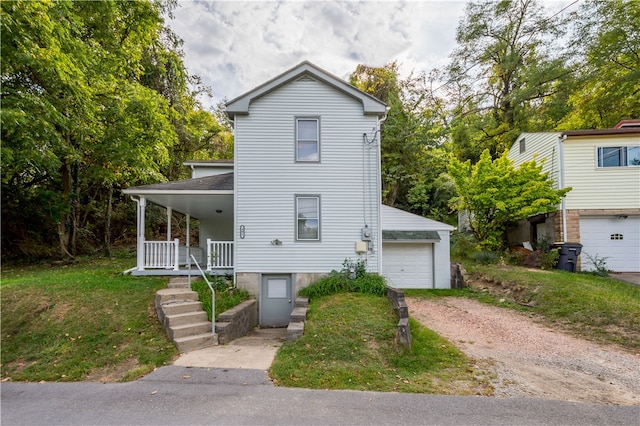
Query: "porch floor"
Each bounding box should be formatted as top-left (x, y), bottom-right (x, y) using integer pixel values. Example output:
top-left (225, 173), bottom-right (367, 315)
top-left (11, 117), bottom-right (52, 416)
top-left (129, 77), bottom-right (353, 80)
top-left (127, 267), bottom-right (233, 277)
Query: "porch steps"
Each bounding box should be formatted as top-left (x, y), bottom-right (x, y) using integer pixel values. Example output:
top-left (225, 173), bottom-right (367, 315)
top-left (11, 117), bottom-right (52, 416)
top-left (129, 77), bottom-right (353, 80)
top-left (156, 278), bottom-right (218, 353)
top-left (287, 297), bottom-right (309, 341)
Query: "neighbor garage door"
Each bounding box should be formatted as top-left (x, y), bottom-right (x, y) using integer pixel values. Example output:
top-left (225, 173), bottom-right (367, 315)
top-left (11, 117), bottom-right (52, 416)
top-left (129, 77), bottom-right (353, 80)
top-left (381, 242), bottom-right (433, 289)
top-left (580, 216), bottom-right (640, 272)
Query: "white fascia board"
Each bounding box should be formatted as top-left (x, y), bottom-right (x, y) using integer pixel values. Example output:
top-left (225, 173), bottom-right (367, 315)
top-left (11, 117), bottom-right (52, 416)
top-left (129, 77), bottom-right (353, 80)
top-left (122, 189), bottom-right (234, 196)
top-left (226, 61), bottom-right (387, 118)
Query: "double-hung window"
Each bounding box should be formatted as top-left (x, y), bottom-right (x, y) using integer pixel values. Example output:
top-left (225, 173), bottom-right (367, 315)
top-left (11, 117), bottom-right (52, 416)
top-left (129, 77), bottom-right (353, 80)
top-left (296, 118), bottom-right (319, 162)
top-left (296, 195), bottom-right (320, 241)
top-left (597, 146), bottom-right (640, 167)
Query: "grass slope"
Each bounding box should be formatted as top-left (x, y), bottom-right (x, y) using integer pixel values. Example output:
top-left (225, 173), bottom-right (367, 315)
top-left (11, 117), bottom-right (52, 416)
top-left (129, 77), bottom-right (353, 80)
top-left (1, 255), bottom-right (178, 382)
top-left (270, 292), bottom-right (492, 395)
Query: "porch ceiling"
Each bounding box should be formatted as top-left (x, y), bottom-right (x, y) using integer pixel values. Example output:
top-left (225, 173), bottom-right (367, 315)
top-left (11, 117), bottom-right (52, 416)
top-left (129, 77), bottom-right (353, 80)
top-left (124, 173), bottom-right (234, 220)
top-left (142, 193), bottom-right (233, 221)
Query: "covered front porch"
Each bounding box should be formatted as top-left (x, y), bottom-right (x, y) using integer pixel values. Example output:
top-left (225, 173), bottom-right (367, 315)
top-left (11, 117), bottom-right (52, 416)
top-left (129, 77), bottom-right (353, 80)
top-left (123, 173), bottom-right (234, 276)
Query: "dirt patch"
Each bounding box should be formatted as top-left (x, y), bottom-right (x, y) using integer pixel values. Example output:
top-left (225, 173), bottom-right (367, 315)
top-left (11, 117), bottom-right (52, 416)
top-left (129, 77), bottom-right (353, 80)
top-left (407, 296), bottom-right (640, 406)
top-left (84, 357), bottom-right (141, 383)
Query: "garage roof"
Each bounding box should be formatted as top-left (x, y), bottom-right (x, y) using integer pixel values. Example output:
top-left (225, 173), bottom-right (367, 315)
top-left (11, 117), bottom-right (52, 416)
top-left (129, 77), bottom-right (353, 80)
top-left (381, 205), bottom-right (455, 232)
top-left (382, 230), bottom-right (440, 241)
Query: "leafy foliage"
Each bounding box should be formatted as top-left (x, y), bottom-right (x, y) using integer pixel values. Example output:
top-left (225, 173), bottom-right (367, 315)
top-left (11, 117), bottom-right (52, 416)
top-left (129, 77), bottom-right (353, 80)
top-left (445, 0), bottom-right (571, 162)
top-left (448, 150), bottom-right (570, 251)
top-left (1, 0), bottom-right (231, 261)
top-left (298, 259), bottom-right (387, 299)
top-left (190, 276), bottom-right (250, 321)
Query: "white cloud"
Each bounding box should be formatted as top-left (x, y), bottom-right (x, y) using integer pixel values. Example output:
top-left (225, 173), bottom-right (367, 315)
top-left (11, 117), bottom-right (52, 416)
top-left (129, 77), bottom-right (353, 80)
top-left (166, 0), bottom-right (577, 110)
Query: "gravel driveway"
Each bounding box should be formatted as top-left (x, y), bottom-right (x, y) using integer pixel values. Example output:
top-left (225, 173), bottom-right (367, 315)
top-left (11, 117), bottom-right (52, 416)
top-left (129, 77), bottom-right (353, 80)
top-left (406, 297), bottom-right (640, 406)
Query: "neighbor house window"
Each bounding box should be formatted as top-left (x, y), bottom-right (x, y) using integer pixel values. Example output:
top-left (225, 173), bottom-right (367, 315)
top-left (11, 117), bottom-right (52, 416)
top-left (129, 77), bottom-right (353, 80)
top-left (296, 118), bottom-right (319, 162)
top-left (519, 138), bottom-right (526, 153)
top-left (296, 195), bottom-right (320, 241)
top-left (597, 146), bottom-right (640, 167)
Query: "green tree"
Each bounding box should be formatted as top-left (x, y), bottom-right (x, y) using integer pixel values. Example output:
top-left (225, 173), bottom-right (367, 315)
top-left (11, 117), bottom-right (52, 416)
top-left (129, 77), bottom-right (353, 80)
top-left (1, 0), bottom-right (225, 260)
top-left (446, 0), bottom-right (570, 161)
top-left (559, 0), bottom-right (640, 129)
top-left (448, 150), bottom-right (570, 251)
top-left (350, 62), bottom-right (449, 213)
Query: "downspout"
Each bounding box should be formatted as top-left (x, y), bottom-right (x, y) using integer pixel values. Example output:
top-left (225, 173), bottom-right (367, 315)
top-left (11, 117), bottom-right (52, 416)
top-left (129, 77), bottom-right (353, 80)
top-left (558, 134), bottom-right (568, 243)
top-left (376, 109), bottom-right (389, 273)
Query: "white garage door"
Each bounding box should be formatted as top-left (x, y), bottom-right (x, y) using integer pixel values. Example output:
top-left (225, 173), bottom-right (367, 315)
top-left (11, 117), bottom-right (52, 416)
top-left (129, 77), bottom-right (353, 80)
top-left (382, 242), bottom-right (433, 289)
top-left (580, 216), bottom-right (640, 272)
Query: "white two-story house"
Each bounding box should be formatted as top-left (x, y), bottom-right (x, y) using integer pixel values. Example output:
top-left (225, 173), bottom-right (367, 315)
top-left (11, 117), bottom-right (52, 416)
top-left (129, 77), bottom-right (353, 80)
top-left (124, 62), bottom-right (454, 326)
top-left (507, 121), bottom-right (640, 272)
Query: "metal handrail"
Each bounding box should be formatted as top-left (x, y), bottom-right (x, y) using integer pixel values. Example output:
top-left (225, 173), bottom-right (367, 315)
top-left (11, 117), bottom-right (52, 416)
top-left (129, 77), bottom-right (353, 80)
top-left (190, 254), bottom-right (215, 335)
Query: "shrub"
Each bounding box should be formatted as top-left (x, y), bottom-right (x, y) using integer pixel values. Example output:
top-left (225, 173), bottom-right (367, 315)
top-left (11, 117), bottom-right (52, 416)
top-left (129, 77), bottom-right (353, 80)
top-left (582, 252), bottom-right (609, 277)
top-left (299, 260), bottom-right (387, 299)
top-left (471, 250), bottom-right (500, 264)
top-left (451, 231), bottom-right (478, 260)
top-left (191, 275), bottom-right (251, 321)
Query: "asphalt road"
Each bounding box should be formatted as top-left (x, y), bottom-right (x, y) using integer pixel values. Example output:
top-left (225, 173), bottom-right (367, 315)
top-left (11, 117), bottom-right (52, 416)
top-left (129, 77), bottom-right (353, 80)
top-left (2, 366), bottom-right (638, 425)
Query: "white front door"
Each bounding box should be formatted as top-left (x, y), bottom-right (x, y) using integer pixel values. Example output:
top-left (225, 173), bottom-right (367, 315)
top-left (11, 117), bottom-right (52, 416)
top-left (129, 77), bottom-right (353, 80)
top-left (382, 242), bottom-right (433, 289)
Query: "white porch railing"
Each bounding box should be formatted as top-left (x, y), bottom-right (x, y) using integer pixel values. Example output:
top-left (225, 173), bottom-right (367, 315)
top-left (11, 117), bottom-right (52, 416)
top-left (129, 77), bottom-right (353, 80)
top-left (143, 239), bottom-right (179, 270)
top-left (207, 239), bottom-right (234, 270)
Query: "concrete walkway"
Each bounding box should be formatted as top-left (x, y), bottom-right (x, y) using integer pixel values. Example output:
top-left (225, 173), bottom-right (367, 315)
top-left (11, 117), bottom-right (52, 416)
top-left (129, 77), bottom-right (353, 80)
top-left (173, 327), bottom-right (287, 370)
top-left (611, 272), bottom-right (640, 286)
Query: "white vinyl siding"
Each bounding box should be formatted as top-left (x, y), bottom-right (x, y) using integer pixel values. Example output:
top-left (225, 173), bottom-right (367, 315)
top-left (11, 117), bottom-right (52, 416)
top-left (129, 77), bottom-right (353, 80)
top-left (234, 78), bottom-right (381, 273)
top-left (563, 135), bottom-right (640, 210)
top-left (507, 132), bottom-right (561, 189)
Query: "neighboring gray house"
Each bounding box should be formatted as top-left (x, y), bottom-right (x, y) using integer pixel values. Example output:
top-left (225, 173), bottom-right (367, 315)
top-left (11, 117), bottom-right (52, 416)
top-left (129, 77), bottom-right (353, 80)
top-left (124, 61), bottom-right (454, 326)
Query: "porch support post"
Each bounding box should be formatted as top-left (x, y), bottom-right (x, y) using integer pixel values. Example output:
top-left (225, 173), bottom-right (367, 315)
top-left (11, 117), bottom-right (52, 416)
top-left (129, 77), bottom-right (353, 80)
top-left (137, 197), bottom-right (146, 271)
top-left (173, 238), bottom-right (179, 271)
top-left (186, 214), bottom-right (191, 267)
top-left (166, 207), bottom-right (172, 241)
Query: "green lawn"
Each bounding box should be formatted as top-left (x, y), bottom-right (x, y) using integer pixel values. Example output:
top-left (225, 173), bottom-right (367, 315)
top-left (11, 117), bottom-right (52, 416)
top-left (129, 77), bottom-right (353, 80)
top-left (1, 254), bottom-right (178, 382)
top-left (269, 292), bottom-right (493, 395)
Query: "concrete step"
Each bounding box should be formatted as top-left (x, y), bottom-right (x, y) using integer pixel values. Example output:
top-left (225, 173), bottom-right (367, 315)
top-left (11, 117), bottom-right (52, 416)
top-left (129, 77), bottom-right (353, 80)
top-left (174, 332), bottom-right (218, 353)
top-left (290, 306), bottom-right (307, 322)
top-left (169, 321), bottom-right (212, 340)
top-left (162, 300), bottom-right (203, 316)
top-left (287, 322), bottom-right (304, 341)
top-left (156, 288), bottom-right (199, 304)
top-left (295, 297), bottom-right (309, 308)
top-left (165, 311), bottom-right (208, 327)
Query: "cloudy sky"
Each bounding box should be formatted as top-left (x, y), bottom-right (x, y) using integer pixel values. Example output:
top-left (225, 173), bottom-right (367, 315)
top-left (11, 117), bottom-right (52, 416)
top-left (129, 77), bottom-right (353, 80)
top-left (166, 0), bottom-right (577, 110)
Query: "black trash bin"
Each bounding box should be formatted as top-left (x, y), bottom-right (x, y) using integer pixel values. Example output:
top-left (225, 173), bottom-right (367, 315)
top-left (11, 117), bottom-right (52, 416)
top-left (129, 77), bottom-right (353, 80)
top-left (552, 242), bottom-right (583, 272)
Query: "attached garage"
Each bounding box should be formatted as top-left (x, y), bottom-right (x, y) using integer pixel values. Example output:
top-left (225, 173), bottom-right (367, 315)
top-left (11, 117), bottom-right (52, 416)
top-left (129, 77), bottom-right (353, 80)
top-left (580, 216), bottom-right (640, 272)
top-left (381, 205), bottom-right (455, 289)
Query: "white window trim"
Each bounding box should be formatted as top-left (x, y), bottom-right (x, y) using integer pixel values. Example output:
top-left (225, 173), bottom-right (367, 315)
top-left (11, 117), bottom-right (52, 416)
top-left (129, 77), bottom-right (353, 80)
top-left (295, 117), bottom-right (320, 163)
top-left (295, 195), bottom-right (321, 241)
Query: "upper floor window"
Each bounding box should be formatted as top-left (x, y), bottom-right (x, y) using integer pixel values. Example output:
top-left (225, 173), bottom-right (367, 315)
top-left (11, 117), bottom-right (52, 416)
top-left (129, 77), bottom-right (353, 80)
top-left (519, 138), bottom-right (526, 153)
top-left (296, 118), bottom-right (319, 162)
top-left (597, 146), bottom-right (640, 168)
top-left (296, 195), bottom-right (320, 241)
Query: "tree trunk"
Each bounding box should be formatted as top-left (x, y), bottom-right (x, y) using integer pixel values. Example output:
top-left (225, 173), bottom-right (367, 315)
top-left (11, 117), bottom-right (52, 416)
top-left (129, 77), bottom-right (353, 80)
top-left (58, 160), bottom-right (74, 259)
top-left (104, 186), bottom-right (113, 257)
